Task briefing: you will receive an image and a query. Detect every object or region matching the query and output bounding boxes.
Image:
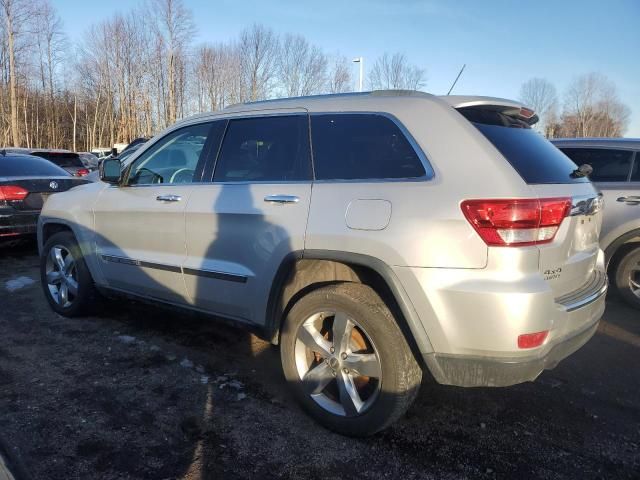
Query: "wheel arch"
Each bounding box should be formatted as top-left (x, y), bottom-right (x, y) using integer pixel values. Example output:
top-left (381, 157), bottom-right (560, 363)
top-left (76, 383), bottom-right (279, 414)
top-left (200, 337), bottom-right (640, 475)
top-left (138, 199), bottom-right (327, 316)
top-left (38, 217), bottom-right (104, 286)
top-left (604, 228), bottom-right (640, 270)
top-left (264, 250), bottom-right (434, 362)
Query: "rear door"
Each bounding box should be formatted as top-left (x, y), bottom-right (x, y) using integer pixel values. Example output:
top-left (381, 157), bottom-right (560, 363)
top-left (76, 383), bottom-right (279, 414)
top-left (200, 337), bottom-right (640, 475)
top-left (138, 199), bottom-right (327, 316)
top-left (183, 111), bottom-right (313, 325)
top-left (93, 121), bottom-right (214, 303)
top-left (467, 114), bottom-right (602, 298)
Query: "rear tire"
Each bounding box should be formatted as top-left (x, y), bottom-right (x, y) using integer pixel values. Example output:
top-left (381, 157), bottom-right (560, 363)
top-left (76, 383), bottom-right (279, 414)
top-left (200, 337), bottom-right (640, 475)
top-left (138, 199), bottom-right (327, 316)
top-left (614, 245), bottom-right (640, 310)
top-left (280, 283), bottom-right (422, 437)
top-left (40, 231), bottom-right (97, 316)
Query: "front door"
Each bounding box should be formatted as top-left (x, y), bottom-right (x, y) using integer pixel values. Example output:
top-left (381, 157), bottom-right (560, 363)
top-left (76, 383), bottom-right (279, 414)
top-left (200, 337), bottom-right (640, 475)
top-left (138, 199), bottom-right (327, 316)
top-left (93, 121), bottom-right (216, 304)
top-left (183, 112), bottom-right (313, 325)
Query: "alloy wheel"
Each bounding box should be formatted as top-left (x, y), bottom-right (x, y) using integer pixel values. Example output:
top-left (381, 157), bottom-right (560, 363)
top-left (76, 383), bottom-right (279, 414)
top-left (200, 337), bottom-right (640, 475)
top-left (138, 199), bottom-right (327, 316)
top-left (629, 262), bottom-right (640, 300)
top-left (45, 245), bottom-right (79, 308)
top-left (294, 311), bottom-right (382, 417)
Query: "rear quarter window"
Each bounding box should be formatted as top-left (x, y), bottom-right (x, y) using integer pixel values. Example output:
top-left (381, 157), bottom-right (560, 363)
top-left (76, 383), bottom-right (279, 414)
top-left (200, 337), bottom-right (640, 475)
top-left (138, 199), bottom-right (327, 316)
top-left (560, 148), bottom-right (633, 182)
top-left (472, 123), bottom-right (589, 184)
top-left (311, 114), bottom-right (427, 180)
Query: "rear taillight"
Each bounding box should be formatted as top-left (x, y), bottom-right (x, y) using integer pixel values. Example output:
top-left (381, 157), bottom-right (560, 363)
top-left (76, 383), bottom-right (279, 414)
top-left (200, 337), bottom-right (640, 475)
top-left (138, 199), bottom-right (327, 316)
top-left (0, 185), bottom-right (29, 202)
top-left (76, 168), bottom-right (90, 177)
top-left (461, 197), bottom-right (571, 247)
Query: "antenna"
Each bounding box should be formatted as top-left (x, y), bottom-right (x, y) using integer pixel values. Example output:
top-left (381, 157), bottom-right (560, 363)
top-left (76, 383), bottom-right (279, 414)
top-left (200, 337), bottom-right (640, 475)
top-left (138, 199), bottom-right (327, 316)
top-left (447, 64), bottom-right (466, 95)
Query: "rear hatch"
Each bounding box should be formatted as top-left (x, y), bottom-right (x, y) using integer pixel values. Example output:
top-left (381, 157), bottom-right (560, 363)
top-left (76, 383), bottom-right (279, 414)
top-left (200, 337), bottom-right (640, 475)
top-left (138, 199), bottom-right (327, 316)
top-left (455, 102), bottom-right (602, 299)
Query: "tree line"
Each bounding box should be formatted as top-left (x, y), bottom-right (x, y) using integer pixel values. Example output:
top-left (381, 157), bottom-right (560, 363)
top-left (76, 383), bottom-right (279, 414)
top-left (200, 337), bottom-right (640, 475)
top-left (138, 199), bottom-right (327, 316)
top-left (0, 0), bottom-right (427, 151)
top-left (519, 73), bottom-right (631, 138)
top-left (1, 0), bottom-right (631, 151)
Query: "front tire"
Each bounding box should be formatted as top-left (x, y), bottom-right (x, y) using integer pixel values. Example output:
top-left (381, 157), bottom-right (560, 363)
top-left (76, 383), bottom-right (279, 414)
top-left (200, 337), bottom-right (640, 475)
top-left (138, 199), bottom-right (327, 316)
top-left (280, 283), bottom-right (422, 437)
top-left (40, 231), bottom-right (97, 316)
top-left (614, 245), bottom-right (640, 310)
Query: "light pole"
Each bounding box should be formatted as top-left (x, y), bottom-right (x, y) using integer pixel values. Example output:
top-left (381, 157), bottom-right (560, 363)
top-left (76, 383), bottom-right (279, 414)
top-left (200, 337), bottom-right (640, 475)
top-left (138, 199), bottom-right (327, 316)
top-left (352, 57), bottom-right (363, 92)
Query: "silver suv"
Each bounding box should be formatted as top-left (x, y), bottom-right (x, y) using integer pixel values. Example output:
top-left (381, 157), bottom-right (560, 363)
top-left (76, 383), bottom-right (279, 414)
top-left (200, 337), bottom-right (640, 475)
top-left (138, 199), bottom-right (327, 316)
top-left (38, 91), bottom-right (607, 436)
top-left (552, 138), bottom-right (640, 309)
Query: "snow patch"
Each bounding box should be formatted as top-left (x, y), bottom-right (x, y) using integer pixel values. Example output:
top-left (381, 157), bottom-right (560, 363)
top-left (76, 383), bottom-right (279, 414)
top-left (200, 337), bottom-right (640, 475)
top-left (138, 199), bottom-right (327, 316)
top-left (5, 276), bottom-right (35, 292)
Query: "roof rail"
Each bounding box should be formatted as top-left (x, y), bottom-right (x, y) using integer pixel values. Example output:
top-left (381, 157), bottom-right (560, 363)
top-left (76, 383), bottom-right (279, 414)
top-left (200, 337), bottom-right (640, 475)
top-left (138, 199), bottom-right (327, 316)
top-left (224, 91), bottom-right (373, 110)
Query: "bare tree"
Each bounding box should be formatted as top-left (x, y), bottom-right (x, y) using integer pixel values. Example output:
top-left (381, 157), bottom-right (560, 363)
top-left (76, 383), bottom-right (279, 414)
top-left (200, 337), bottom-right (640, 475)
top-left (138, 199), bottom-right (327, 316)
top-left (326, 55), bottom-right (352, 93)
top-left (192, 42), bottom-right (241, 111)
top-left (238, 24), bottom-right (278, 102)
top-left (519, 77), bottom-right (557, 135)
top-left (277, 34), bottom-right (327, 97)
top-left (0, 0), bottom-right (29, 146)
top-left (149, 0), bottom-right (194, 125)
top-left (561, 72), bottom-right (630, 138)
top-left (369, 52), bottom-right (426, 91)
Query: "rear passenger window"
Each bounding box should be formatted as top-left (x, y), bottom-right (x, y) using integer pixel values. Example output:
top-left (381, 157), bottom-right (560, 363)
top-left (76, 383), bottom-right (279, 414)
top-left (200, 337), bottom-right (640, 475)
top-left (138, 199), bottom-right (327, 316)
top-left (213, 115), bottom-right (311, 182)
top-left (560, 148), bottom-right (633, 182)
top-left (311, 114), bottom-right (427, 180)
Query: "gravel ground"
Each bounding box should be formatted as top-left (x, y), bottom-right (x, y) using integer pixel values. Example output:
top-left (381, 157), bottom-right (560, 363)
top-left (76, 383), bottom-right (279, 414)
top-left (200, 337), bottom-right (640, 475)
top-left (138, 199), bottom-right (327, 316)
top-left (0, 240), bottom-right (638, 479)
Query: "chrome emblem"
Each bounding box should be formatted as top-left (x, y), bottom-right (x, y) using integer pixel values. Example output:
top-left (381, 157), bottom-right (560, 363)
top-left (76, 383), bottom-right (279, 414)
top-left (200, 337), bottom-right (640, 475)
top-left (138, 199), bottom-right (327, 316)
top-left (49, 181), bottom-right (59, 190)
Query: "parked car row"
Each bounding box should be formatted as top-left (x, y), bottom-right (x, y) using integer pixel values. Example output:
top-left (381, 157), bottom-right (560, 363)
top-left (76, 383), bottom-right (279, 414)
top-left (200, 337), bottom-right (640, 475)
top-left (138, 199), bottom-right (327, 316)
top-left (3, 90), bottom-right (637, 436)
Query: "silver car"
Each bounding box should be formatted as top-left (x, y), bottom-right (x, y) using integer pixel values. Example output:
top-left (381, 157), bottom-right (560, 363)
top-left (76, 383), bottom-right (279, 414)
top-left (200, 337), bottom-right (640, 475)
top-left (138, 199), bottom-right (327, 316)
top-left (37, 91), bottom-right (607, 436)
top-left (553, 138), bottom-right (640, 309)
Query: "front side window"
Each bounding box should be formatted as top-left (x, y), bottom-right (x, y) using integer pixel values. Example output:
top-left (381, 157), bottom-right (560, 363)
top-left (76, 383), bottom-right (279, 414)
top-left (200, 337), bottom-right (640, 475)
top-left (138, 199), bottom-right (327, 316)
top-left (311, 114), bottom-right (427, 181)
top-left (127, 122), bottom-right (211, 185)
top-left (213, 115), bottom-right (311, 182)
top-left (560, 148), bottom-right (633, 182)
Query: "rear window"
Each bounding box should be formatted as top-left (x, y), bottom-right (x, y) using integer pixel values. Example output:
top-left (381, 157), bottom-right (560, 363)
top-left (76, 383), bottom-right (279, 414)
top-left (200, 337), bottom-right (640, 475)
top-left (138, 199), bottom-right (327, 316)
top-left (31, 151), bottom-right (83, 168)
top-left (0, 155), bottom-right (70, 177)
top-left (311, 114), bottom-right (427, 180)
top-left (560, 148), bottom-right (633, 182)
top-left (474, 124), bottom-right (589, 184)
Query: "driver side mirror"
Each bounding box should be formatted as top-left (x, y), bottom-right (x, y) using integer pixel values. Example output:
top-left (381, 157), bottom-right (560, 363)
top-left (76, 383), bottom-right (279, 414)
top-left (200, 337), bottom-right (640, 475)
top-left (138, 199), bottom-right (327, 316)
top-left (100, 158), bottom-right (122, 185)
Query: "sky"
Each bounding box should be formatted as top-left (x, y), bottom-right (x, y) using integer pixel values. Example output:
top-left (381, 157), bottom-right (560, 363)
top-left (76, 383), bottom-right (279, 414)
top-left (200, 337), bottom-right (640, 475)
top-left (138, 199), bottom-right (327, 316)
top-left (56, 0), bottom-right (640, 135)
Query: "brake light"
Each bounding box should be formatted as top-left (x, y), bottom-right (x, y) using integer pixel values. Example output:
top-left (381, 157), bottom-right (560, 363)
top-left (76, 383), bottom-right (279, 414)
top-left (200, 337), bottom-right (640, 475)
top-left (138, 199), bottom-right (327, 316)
top-left (0, 185), bottom-right (29, 202)
top-left (76, 168), bottom-right (90, 177)
top-left (461, 197), bottom-right (571, 247)
top-left (518, 330), bottom-right (549, 349)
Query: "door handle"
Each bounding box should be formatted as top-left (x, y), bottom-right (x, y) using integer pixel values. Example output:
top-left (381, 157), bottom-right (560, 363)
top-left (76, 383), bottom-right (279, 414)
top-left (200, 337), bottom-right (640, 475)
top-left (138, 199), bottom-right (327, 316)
top-left (156, 194), bottom-right (182, 202)
top-left (617, 196), bottom-right (640, 205)
top-left (264, 194), bottom-right (299, 204)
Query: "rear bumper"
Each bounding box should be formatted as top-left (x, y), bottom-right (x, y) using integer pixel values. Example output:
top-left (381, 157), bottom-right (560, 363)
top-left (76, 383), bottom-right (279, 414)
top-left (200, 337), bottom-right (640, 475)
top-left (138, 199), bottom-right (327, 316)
top-left (423, 315), bottom-right (601, 387)
top-left (421, 272), bottom-right (607, 387)
top-left (0, 212), bottom-right (39, 237)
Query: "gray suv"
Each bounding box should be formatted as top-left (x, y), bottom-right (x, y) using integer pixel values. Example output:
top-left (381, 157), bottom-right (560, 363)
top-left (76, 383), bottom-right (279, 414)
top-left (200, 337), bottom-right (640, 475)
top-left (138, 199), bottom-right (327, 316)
top-left (553, 138), bottom-right (640, 309)
top-left (38, 91), bottom-right (607, 436)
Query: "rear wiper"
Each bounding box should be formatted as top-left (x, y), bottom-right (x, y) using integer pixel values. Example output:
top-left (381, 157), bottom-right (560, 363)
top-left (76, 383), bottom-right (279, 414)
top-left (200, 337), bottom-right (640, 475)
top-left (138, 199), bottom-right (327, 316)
top-left (571, 164), bottom-right (593, 178)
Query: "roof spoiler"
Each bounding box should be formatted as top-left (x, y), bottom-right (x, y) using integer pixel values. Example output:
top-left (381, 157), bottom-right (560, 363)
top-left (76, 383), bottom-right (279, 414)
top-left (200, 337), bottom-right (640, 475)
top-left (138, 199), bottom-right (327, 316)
top-left (439, 95), bottom-right (539, 126)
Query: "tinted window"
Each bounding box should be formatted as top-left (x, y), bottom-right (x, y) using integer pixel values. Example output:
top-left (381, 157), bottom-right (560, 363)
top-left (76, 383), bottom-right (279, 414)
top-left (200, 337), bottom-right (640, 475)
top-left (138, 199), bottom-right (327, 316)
top-left (31, 152), bottom-right (84, 168)
top-left (127, 122), bottom-right (211, 185)
top-left (632, 152), bottom-right (640, 182)
top-left (473, 123), bottom-right (588, 184)
top-left (560, 148), bottom-right (633, 182)
top-left (311, 114), bottom-right (426, 180)
top-left (213, 115), bottom-right (311, 182)
top-left (0, 154), bottom-right (70, 177)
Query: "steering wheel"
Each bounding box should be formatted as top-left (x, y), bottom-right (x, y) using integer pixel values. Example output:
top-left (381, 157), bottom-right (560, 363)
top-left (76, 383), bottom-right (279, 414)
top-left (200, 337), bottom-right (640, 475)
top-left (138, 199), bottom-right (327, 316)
top-left (169, 168), bottom-right (195, 183)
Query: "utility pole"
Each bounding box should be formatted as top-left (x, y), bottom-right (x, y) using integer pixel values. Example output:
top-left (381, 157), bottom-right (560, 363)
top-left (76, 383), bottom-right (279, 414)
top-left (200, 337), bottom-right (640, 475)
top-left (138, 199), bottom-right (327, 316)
top-left (353, 57), bottom-right (364, 92)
